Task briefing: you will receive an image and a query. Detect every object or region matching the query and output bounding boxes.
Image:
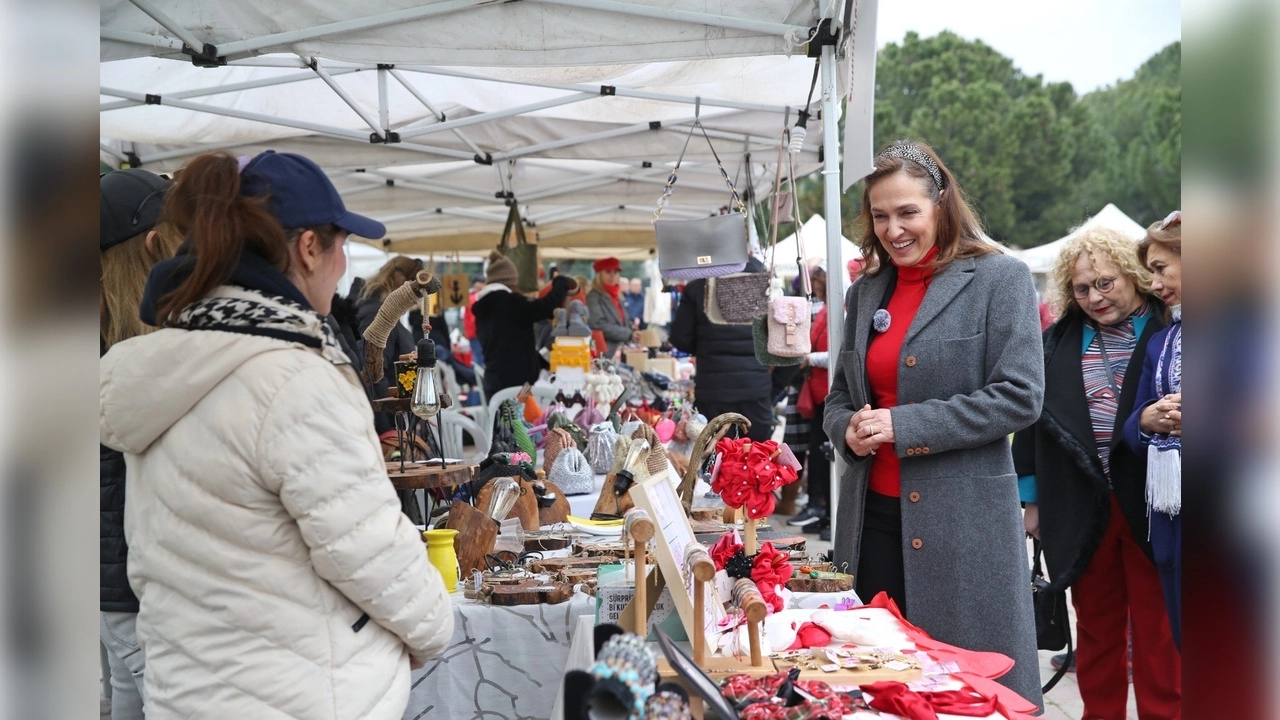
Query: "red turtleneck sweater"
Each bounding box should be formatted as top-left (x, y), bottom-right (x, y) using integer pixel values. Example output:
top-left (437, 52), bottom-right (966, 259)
top-left (866, 247), bottom-right (938, 497)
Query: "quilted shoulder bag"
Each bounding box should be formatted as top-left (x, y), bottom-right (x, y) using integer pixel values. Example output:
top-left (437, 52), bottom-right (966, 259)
top-left (653, 120), bottom-right (749, 280)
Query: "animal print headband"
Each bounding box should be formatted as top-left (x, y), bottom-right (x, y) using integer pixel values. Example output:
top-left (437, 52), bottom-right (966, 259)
top-left (878, 143), bottom-right (944, 190)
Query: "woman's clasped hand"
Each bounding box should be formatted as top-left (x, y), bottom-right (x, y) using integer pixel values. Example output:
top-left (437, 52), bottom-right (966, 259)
top-left (845, 404), bottom-right (896, 456)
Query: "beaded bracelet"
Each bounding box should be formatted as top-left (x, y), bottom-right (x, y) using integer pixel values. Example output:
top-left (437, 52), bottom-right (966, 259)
top-left (645, 688), bottom-right (692, 719)
top-left (589, 633), bottom-right (656, 718)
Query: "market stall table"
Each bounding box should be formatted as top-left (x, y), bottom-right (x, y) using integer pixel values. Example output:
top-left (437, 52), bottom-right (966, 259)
top-left (405, 590), bottom-right (596, 719)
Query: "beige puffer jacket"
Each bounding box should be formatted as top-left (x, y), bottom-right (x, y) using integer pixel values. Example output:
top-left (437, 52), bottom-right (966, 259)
top-left (100, 286), bottom-right (453, 719)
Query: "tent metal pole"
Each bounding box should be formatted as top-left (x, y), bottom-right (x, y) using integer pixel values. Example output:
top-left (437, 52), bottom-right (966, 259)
top-left (400, 65), bottom-right (794, 115)
top-left (493, 115), bottom-right (699, 161)
top-left (99, 88), bottom-right (373, 141)
top-left (387, 69), bottom-right (487, 158)
top-left (384, 141), bottom-right (480, 161)
top-left (125, 0), bottom-right (207, 53)
top-left (819, 41), bottom-right (845, 535)
top-left (309, 57), bottom-right (385, 137)
top-left (525, 0), bottom-right (807, 38)
top-left (99, 100), bottom-right (141, 112)
top-left (397, 92), bottom-right (596, 140)
top-left (100, 144), bottom-right (129, 162)
top-left (520, 166), bottom-right (669, 202)
top-left (377, 66), bottom-right (391, 136)
top-left (367, 174), bottom-right (499, 203)
top-left (439, 207), bottom-right (518, 223)
top-left (215, 0), bottom-right (492, 57)
top-left (169, 69), bottom-right (360, 101)
top-left (100, 27), bottom-right (184, 52)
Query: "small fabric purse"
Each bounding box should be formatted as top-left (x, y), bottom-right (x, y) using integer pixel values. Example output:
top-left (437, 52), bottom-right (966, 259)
top-left (550, 447), bottom-right (595, 496)
top-left (653, 121), bottom-right (749, 280)
top-left (712, 272), bottom-right (771, 324)
top-left (767, 296), bottom-right (811, 358)
top-left (586, 422), bottom-right (619, 475)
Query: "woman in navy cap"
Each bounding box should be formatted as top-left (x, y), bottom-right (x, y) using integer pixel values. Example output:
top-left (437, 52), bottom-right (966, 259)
top-left (100, 151), bottom-right (454, 719)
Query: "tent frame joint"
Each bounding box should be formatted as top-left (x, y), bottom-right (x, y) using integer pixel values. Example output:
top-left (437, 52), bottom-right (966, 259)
top-left (474, 152), bottom-right (493, 165)
top-left (370, 131), bottom-right (401, 144)
top-left (183, 42), bottom-right (225, 68)
top-left (600, 85), bottom-right (616, 96)
top-left (145, 94), bottom-right (161, 105)
top-left (805, 20), bottom-right (838, 58)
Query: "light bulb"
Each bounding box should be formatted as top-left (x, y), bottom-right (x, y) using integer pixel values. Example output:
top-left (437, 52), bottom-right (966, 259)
top-left (787, 125), bottom-right (807, 154)
top-left (411, 338), bottom-right (442, 419)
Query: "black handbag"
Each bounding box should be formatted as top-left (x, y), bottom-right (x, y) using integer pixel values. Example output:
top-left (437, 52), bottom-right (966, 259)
top-left (1032, 539), bottom-right (1074, 693)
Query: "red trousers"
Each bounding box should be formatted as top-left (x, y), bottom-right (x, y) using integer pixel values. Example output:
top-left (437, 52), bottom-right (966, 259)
top-left (1071, 494), bottom-right (1181, 719)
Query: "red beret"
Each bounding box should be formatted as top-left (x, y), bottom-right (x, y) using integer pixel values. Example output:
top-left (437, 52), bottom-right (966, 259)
top-left (592, 257), bottom-right (621, 272)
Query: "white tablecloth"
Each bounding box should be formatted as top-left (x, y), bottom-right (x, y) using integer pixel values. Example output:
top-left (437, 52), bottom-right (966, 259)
top-left (404, 591), bottom-right (596, 719)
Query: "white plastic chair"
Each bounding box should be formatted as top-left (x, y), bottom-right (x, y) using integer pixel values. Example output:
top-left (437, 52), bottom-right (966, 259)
top-left (436, 409), bottom-right (488, 465)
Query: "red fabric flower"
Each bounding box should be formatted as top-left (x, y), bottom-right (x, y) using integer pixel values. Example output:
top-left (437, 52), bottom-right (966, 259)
top-left (751, 542), bottom-right (792, 613)
top-left (709, 533), bottom-right (743, 572)
top-left (743, 487), bottom-right (777, 519)
top-left (713, 437), bottom-right (800, 518)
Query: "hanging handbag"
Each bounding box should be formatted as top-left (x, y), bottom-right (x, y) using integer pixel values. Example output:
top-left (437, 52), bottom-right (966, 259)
top-left (763, 137), bottom-right (812, 359)
top-left (497, 203), bottom-right (539, 293)
top-left (653, 120), bottom-right (749, 280)
top-left (543, 427), bottom-right (575, 475)
top-left (713, 272), bottom-right (771, 324)
top-left (1032, 539), bottom-right (1074, 693)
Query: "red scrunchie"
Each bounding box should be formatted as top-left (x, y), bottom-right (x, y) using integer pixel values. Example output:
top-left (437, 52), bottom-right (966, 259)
top-left (712, 438), bottom-right (801, 519)
top-left (751, 542), bottom-right (792, 613)
top-left (709, 533), bottom-right (743, 572)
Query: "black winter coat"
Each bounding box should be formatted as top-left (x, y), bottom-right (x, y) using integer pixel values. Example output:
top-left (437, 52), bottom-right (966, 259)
top-left (473, 277), bottom-right (572, 399)
top-left (101, 443), bottom-right (139, 612)
top-left (1013, 307), bottom-right (1166, 591)
top-left (668, 257), bottom-right (771, 405)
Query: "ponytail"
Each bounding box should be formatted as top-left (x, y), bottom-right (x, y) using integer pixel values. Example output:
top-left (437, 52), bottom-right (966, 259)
top-left (155, 152), bottom-right (289, 325)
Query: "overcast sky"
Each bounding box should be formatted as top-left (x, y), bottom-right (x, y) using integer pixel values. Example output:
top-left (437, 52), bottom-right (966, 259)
top-left (873, 0), bottom-right (1182, 93)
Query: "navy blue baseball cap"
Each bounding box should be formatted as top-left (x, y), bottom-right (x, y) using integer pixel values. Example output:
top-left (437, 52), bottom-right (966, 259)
top-left (239, 150), bottom-right (385, 239)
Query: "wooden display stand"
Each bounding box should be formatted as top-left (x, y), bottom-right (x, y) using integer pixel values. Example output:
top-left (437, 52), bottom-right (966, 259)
top-left (444, 501), bottom-right (498, 577)
top-left (386, 460), bottom-right (475, 492)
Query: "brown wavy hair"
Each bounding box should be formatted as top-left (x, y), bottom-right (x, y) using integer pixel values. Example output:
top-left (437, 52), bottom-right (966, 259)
top-left (853, 140), bottom-right (999, 277)
top-left (100, 223), bottom-right (183, 349)
top-left (153, 152), bottom-right (339, 324)
top-left (1137, 212), bottom-right (1182, 266)
top-left (360, 255), bottom-right (424, 301)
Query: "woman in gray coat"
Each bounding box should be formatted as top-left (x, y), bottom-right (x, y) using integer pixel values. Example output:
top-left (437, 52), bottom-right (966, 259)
top-left (586, 256), bottom-right (638, 358)
top-left (823, 141), bottom-right (1045, 709)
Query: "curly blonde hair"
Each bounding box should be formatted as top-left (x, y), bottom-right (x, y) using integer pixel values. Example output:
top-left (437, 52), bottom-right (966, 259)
top-left (1049, 226), bottom-right (1154, 317)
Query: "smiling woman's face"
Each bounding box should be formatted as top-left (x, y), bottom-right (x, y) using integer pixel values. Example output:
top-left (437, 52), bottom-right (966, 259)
top-left (868, 171), bottom-right (939, 267)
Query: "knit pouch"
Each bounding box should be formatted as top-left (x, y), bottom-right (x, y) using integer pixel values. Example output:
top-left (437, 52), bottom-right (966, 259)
top-left (547, 412), bottom-right (588, 451)
top-left (714, 272), bottom-right (771, 324)
top-left (586, 422), bottom-right (620, 475)
top-left (543, 427), bottom-right (575, 475)
top-left (550, 447), bottom-right (595, 495)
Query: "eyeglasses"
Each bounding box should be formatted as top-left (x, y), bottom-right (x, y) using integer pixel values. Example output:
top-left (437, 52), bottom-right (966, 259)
top-left (1071, 276), bottom-right (1117, 298)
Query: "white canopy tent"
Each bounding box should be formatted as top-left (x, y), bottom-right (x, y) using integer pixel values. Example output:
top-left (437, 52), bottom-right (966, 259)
top-left (1014, 203), bottom-right (1147, 275)
top-left (102, 0), bottom-right (879, 558)
top-left (765, 212), bottom-right (860, 278)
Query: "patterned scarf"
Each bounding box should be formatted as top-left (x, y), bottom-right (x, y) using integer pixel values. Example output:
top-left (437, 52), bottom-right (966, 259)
top-left (172, 285), bottom-right (350, 367)
top-left (1147, 304), bottom-right (1181, 515)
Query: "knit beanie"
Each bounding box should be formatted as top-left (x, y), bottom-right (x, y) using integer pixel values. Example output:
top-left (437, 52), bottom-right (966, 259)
top-left (486, 250), bottom-right (520, 287)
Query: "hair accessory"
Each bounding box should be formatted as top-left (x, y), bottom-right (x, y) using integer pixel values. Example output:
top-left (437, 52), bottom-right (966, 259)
top-left (873, 309), bottom-right (892, 333)
top-left (878, 143), bottom-right (944, 190)
top-left (1159, 210), bottom-right (1181, 230)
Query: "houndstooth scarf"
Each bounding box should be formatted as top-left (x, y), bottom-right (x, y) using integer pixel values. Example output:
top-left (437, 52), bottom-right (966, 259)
top-left (1147, 304), bottom-right (1181, 516)
top-left (171, 285), bottom-right (350, 367)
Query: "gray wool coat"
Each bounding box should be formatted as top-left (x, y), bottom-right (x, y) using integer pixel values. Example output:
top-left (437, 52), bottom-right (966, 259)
top-left (823, 252), bottom-right (1046, 710)
top-left (586, 288), bottom-right (632, 358)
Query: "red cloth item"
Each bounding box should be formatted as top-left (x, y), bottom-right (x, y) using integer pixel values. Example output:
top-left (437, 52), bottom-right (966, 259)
top-left (709, 533), bottom-right (743, 571)
top-left (865, 246), bottom-right (937, 497)
top-left (799, 305), bottom-right (830, 415)
top-left (602, 282), bottom-right (626, 327)
top-left (862, 680), bottom-right (1015, 720)
top-left (710, 437), bottom-right (799, 519)
top-left (786, 622), bottom-right (833, 650)
top-left (1071, 494), bottom-right (1181, 720)
top-left (463, 289), bottom-right (478, 339)
top-left (592, 256), bottom-right (621, 272)
top-left (750, 542), bottom-right (792, 613)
